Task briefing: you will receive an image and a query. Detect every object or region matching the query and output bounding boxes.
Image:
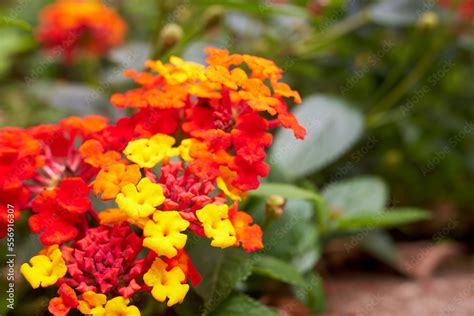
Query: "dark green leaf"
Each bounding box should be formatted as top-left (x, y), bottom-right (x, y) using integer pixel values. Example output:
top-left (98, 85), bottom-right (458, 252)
top-left (293, 272), bottom-right (326, 313)
top-left (253, 255), bottom-right (306, 286)
top-left (263, 200), bottom-right (321, 273)
top-left (210, 293), bottom-right (279, 316)
top-left (189, 239), bottom-right (254, 315)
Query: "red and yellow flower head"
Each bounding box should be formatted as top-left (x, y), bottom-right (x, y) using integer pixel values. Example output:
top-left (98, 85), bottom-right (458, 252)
top-left (5, 48), bottom-right (305, 314)
top-left (36, 0), bottom-right (126, 63)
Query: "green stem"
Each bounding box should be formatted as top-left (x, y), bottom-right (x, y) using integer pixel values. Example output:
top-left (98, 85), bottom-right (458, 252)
top-left (311, 194), bottom-right (330, 235)
top-left (369, 29), bottom-right (418, 105)
top-left (366, 40), bottom-right (442, 127)
top-left (297, 8), bottom-right (372, 58)
top-left (151, 0), bottom-right (171, 59)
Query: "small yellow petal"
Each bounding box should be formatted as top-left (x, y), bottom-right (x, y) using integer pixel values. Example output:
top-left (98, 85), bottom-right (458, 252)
top-left (20, 246), bottom-right (67, 289)
top-left (143, 258), bottom-right (189, 307)
top-left (143, 211), bottom-right (189, 258)
top-left (196, 204), bottom-right (236, 248)
top-left (116, 178), bottom-right (165, 219)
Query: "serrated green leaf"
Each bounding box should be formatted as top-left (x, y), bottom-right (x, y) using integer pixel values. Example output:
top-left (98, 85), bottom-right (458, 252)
top-left (189, 240), bottom-right (254, 315)
top-left (322, 176), bottom-right (388, 216)
top-left (336, 208), bottom-right (431, 230)
top-left (251, 183), bottom-right (322, 202)
top-left (210, 293), bottom-right (279, 316)
top-left (293, 272), bottom-right (326, 313)
top-left (253, 255), bottom-right (306, 286)
top-left (269, 95), bottom-right (363, 180)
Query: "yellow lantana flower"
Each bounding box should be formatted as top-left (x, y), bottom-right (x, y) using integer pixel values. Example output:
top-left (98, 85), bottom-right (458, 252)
top-left (77, 291), bottom-right (107, 315)
top-left (143, 257), bottom-right (189, 307)
top-left (123, 133), bottom-right (180, 168)
top-left (116, 177), bottom-right (165, 219)
top-left (78, 293), bottom-right (140, 316)
top-left (178, 138), bottom-right (194, 161)
top-left (196, 204), bottom-right (236, 248)
top-left (20, 245), bottom-right (67, 289)
top-left (93, 163), bottom-right (141, 200)
top-left (143, 211), bottom-right (189, 258)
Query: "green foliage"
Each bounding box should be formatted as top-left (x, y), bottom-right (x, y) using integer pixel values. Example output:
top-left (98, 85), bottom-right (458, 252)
top-left (321, 176), bottom-right (388, 216)
top-left (335, 207), bottom-right (431, 230)
top-left (269, 95), bottom-right (364, 180)
top-left (263, 200), bottom-right (321, 273)
top-left (293, 272), bottom-right (326, 313)
top-left (0, 16), bottom-right (32, 31)
top-left (189, 239), bottom-right (255, 315)
top-left (253, 182), bottom-right (321, 202)
top-left (211, 293), bottom-right (279, 316)
top-left (253, 255), bottom-right (306, 286)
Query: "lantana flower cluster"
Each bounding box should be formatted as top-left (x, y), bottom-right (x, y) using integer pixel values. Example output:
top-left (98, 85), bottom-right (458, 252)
top-left (2, 48), bottom-right (305, 315)
top-left (36, 0), bottom-right (126, 63)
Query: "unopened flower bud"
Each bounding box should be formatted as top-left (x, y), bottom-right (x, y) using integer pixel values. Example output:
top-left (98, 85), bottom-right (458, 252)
top-left (265, 195), bottom-right (286, 219)
top-left (417, 11), bottom-right (439, 30)
top-left (160, 23), bottom-right (183, 49)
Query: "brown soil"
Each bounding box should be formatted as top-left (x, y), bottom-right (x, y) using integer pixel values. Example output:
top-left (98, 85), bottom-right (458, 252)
top-left (323, 253), bottom-right (474, 316)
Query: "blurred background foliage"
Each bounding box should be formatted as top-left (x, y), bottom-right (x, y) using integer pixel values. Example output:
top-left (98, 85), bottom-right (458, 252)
top-left (0, 0), bottom-right (473, 314)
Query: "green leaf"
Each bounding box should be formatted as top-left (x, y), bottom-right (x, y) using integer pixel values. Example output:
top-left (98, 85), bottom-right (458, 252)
top-left (293, 272), bottom-right (326, 313)
top-left (0, 17), bottom-right (32, 31)
top-left (253, 255), bottom-right (306, 286)
top-left (336, 208), bottom-right (431, 230)
top-left (269, 95), bottom-right (363, 180)
top-left (360, 230), bottom-right (399, 266)
top-left (210, 293), bottom-right (279, 316)
top-left (252, 183), bottom-right (322, 202)
top-left (189, 239), bottom-right (254, 315)
top-left (263, 200), bottom-right (321, 273)
top-left (322, 176), bottom-right (388, 216)
top-left (194, 0), bottom-right (309, 18)
top-left (0, 29), bottom-right (34, 77)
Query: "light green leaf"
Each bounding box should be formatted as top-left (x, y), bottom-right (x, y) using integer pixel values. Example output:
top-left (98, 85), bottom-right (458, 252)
top-left (194, 0), bottom-right (309, 18)
top-left (189, 239), bottom-right (254, 315)
top-left (252, 183), bottom-right (322, 202)
top-left (360, 230), bottom-right (399, 266)
top-left (269, 95), bottom-right (363, 180)
top-left (336, 208), bottom-right (431, 230)
top-left (210, 293), bottom-right (279, 316)
top-left (253, 255), bottom-right (306, 286)
top-left (0, 17), bottom-right (32, 31)
top-left (322, 176), bottom-right (388, 216)
top-left (293, 272), bottom-right (326, 313)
